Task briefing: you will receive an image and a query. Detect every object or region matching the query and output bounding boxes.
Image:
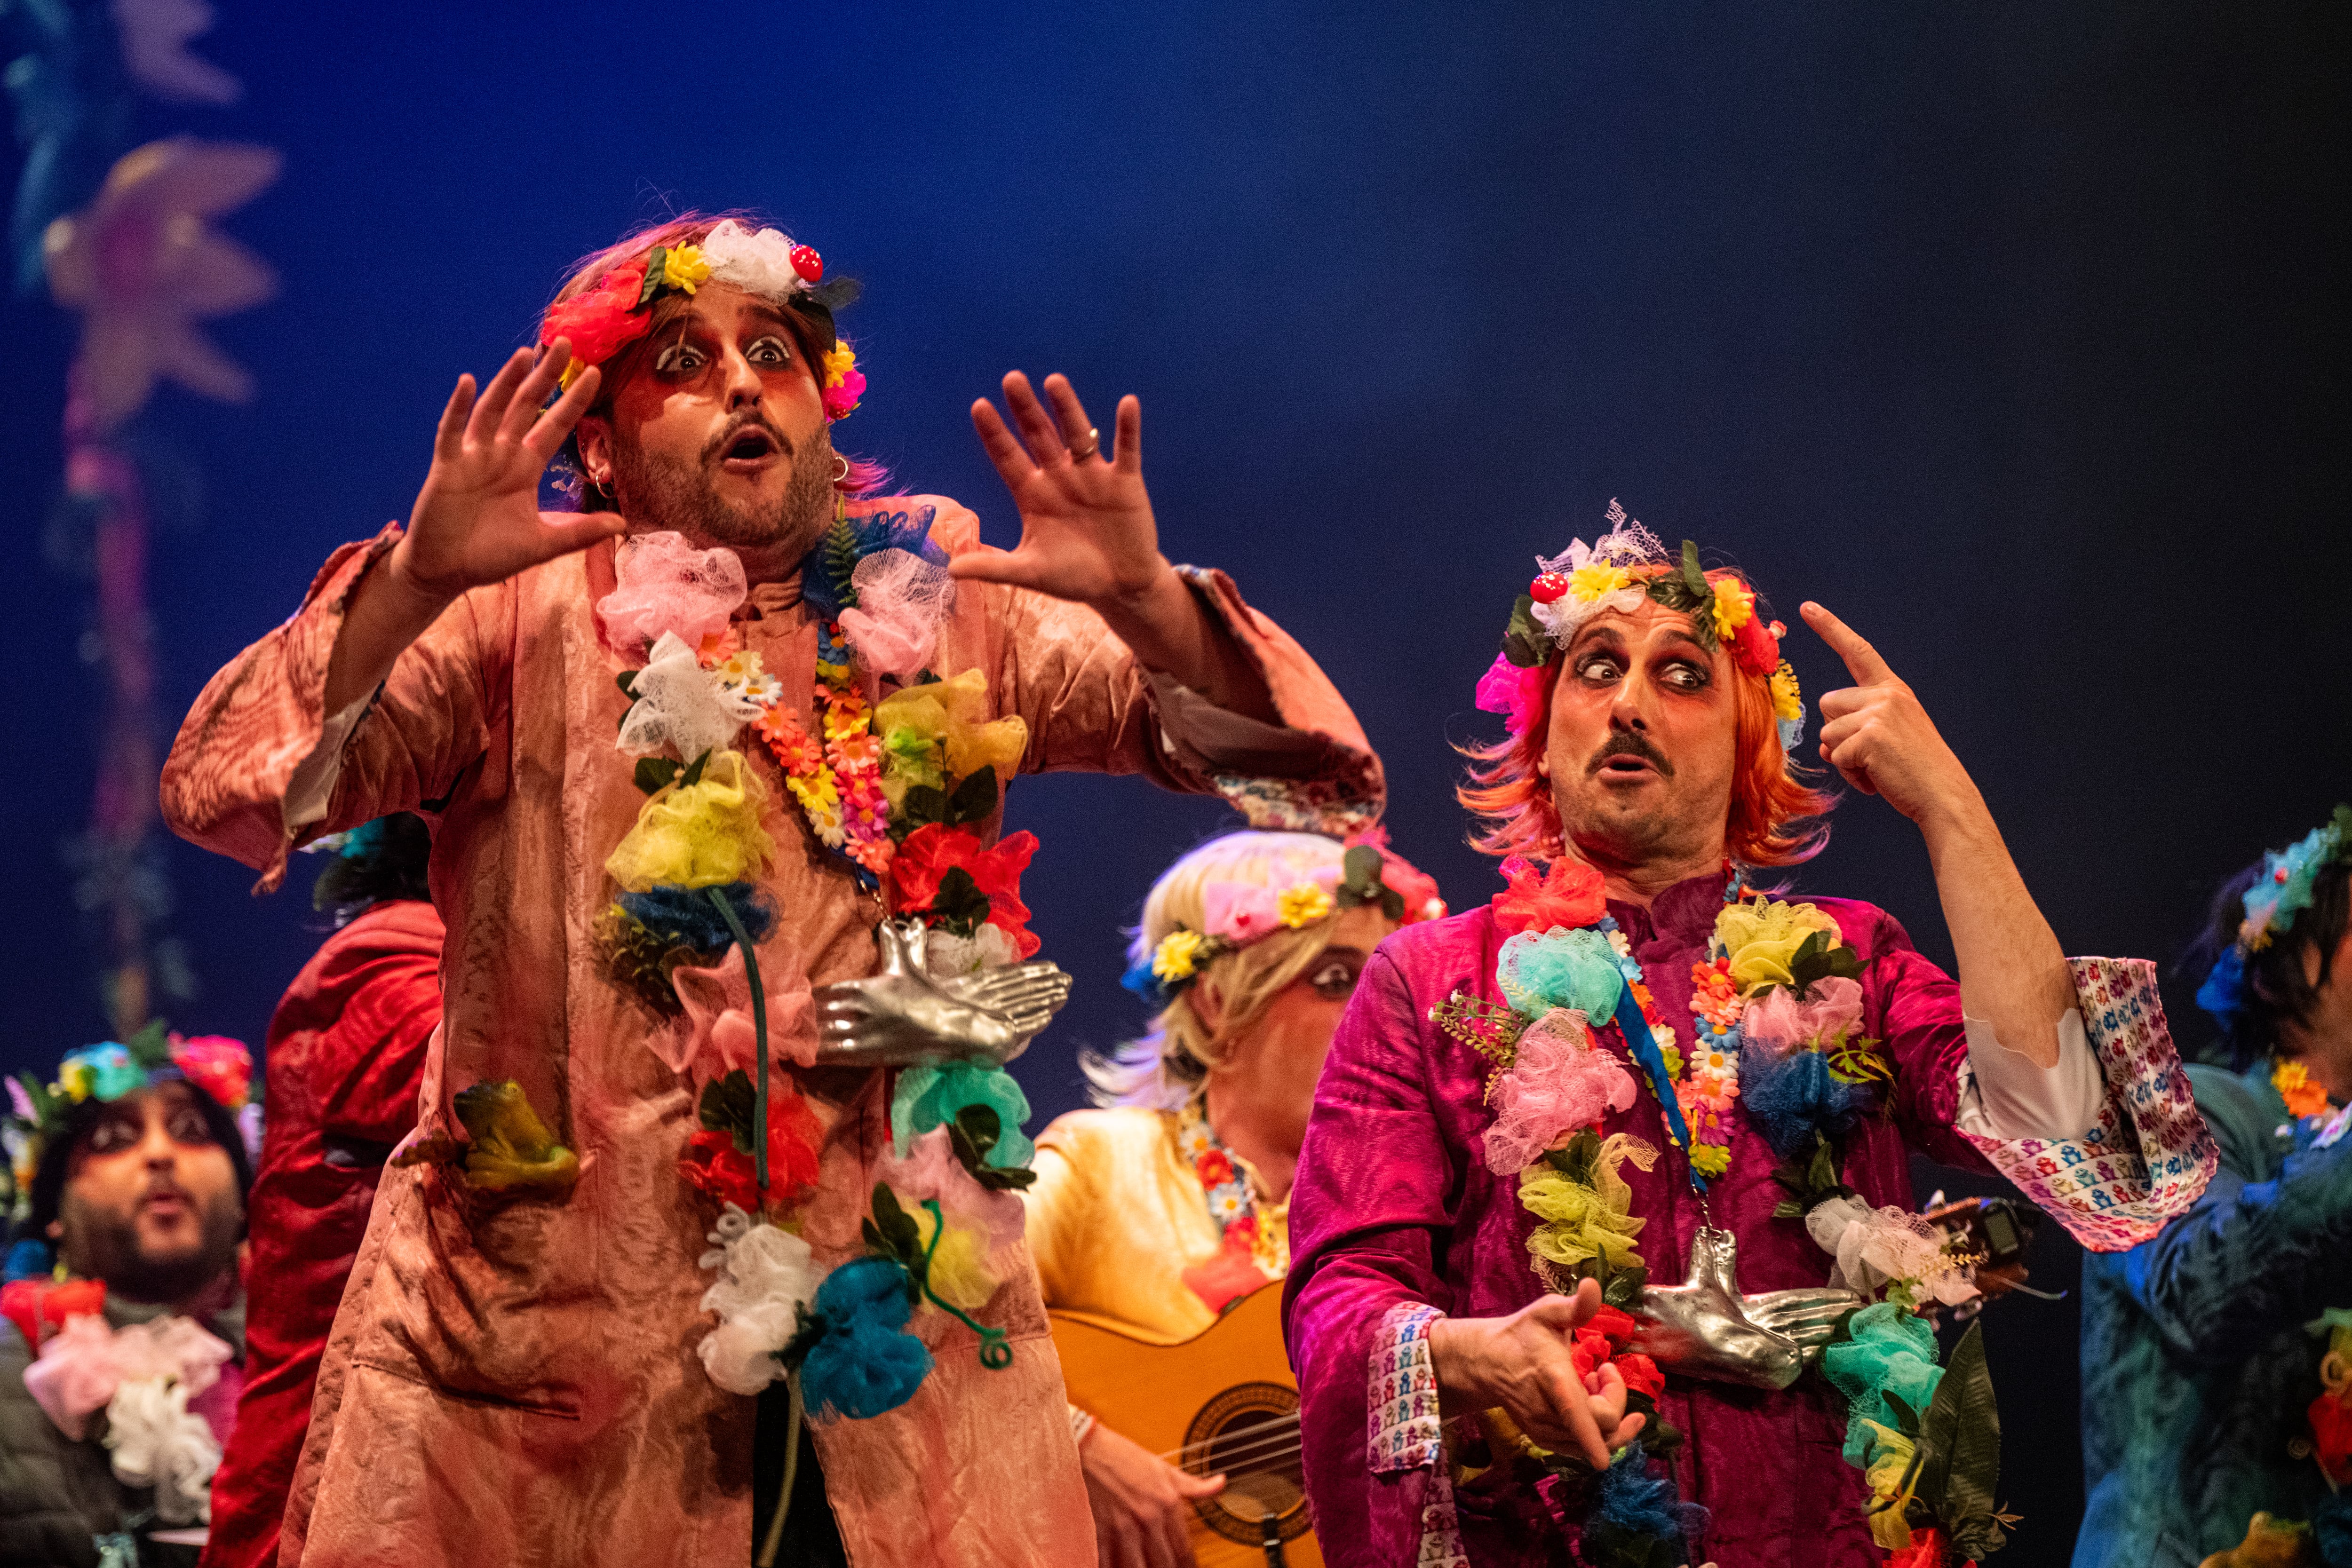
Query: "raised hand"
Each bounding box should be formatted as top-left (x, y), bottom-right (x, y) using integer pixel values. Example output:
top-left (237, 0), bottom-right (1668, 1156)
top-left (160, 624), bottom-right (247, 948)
top-left (811, 918), bottom-right (1073, 1068)
top-left (397, 341), bottom-right (627, 604)
top-left (1801, 602), bottom-right (1981, 828)
top-left (954, 372), bottom-right (1162, 607)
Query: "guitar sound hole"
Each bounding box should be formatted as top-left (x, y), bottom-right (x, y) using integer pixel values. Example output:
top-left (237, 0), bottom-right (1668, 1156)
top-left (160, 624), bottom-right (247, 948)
top-left (1183, 1382), bottom-right (1309, 1546)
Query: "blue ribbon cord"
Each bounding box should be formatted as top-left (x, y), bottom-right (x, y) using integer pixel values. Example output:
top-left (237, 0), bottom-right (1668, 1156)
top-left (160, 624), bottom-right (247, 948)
top-left (1613, 984), bottom-right (1705, 1194)
top-left (706, 886), bottom-right (771, 1193)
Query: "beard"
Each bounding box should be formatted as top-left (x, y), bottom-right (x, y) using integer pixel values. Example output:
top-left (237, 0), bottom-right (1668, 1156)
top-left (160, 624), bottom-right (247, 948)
top-left (59, 1183), bottom-right (242, 1306)
top-left (609, 414), bottom-right (838, 564)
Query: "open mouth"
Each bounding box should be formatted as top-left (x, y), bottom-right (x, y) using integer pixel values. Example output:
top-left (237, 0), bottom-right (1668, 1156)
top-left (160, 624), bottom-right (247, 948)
top-left (139, 1189), bottom-right (191, 1220)
top-left (1597, 753), bottom-right (1663, 781)
top-left (717, 427), bottom-right (780, 472)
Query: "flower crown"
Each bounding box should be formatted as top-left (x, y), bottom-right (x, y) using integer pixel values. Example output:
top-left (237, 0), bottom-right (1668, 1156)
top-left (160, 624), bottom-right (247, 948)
top-left (1120, 842), bottom-right (1446, 1010)
top-left (6, 1024), bottom-right (252, 1220)
top-left (1477, 499), bottom-right (1805, 754)
top-left (2194, 804), bottom-right (2352, 1037)
top-left (539, 220), bottom-right (867, 420)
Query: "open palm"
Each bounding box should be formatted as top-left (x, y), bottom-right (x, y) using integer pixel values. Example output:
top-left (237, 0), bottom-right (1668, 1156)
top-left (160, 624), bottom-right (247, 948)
top-left (400, 340), bottom-right (626, 602)
top-left (953, 372), bottom-right (1162, 606)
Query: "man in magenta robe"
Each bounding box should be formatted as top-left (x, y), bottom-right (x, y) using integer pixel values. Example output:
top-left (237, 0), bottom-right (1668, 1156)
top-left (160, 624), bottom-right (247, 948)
top-left (1284, 507), bottom-right (2215, 1566)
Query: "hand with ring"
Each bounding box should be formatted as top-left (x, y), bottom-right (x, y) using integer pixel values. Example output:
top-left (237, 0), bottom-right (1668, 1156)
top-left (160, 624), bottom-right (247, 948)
top-left (951, 372), bottom-right (1163, 610)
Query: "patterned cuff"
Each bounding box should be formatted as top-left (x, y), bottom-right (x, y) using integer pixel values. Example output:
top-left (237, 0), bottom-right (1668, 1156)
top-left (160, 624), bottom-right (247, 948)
top-left (1368, 1302), bottom-right (1446, 1473)
top-left (1067, 1402), bottom-right (1097, 1448)
top-left (1959, 956), bottom-right (2219, 1252)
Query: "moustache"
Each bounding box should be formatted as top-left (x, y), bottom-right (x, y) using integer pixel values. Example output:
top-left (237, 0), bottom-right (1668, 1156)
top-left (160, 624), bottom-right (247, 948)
top-left (1588, 732), bottom-right (1674, 777)
top-left (702, 412), bottom-right (795, 464)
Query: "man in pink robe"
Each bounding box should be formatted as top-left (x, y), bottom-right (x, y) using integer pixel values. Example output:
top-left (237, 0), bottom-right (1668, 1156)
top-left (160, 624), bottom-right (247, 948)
top-left (1282, 509), bottom-right (2215, 1566)
top-left (161, 214), bottom-right (1380, 1568)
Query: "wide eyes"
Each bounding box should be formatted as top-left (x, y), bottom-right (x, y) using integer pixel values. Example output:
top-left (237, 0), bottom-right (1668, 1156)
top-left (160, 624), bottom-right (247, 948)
top-left (653, 333), bottom-right (793, 377)
top-left (1573, 651), bottom-right (1708, 692)
top-left (85, 1109), bottom-right (214, 1155)
top-left (1306, 956), bottom-right (1363, 1001)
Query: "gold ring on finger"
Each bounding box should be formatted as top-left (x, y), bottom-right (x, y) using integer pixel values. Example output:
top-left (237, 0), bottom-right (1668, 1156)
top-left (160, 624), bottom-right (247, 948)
top-left (1066, 428), bottom-right (1100, 461)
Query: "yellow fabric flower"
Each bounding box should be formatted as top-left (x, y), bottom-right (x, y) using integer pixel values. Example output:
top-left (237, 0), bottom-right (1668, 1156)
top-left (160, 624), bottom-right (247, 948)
top-left (1568, 562), bottom-right (1630, 602)
top-left (822, 342), bottom-right (857, 390)
top-left (1518, 1134), bottom-right (1656, 1274)
top-left (1714, 897), bottom-right (1844, 994)
top-left (1710, 576), bottom-right (1755, 642)
top-left (1688, 1143), bottom-right (1732, 1178)
top-left (1153, 929), bottom-right (1206, 982)
top-left (1277, 883), bottom-right (1335, 928)
top-left (660, 244), bottom-right (711, 293)
top-left (874, 669), bottom-right (1029, 783)
top-left (605, 750), bottom-right (775, 891)
top-left (57, 1061), bottom-right (93, 1103)
top-left (910, 1204), bottom-right (1001, 1312)
top-left (1770, 660), bottom-right (1804, 722)
top-left (1857, 1419), bottom-right (1919, 1547)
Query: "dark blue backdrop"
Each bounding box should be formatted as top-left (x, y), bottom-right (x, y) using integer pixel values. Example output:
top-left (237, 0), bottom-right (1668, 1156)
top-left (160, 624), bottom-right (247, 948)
top-left (5, 2), bottom-right (2346, 1555)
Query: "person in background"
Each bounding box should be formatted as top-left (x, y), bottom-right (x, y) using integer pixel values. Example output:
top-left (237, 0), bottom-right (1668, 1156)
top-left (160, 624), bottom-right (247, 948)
top-left (2075, 807), bottom-right (2352, 1568)
top-left (0, 1031), bottom-right (254, 1567)
top-left (1025, 829), bottom-right (1444, 1568)
top-left (199, 815), bottom-right (442, 1568)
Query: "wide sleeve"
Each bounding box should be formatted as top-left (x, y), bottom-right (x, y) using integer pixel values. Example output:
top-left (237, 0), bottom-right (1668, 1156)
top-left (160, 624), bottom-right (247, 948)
top-left (959, 525), bottom-right (1383, 834)
top-left (159, 525), bottom-right (506, 894)
top-left (2114, 1084), bottom-right (2352, 1364)
top-left (310, 906), bottom-right (445, 1148)
top-left (1283, 948), bottom-right (1468, 1568)
top-left (1859, 909), bottom-right (1986, 1171)
top-left (1020, 1128), bottom-right (1094, 1311)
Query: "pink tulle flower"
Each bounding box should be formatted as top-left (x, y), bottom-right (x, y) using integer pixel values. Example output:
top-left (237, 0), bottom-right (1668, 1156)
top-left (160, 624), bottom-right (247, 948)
top-left (1741, 975), bottom-right (1866, 1057)
top-left (24, 1314), bottom-right (232, 1441)
top-left (660, 942), bottom-right (821, 1085)
top-left (1474, 651), bottom-right (1552, 737)
top-left (1202, 883), bottom-right (1283, 942)
top-left (835, 547), bottom-right (956, 680)
top-left (1481, 1009), bottom-right (1638, 1174)
top-left (594, 531), bottom-right (748, 652)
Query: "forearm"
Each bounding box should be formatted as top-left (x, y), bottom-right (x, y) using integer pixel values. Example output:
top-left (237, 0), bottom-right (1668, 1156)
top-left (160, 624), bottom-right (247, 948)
top-left (323, 541), bottom-right (456, 712)
top-left (1920, 790), bottom-right (2073, 1069)
top-left (1090, 562), bottom-right (1279, 724)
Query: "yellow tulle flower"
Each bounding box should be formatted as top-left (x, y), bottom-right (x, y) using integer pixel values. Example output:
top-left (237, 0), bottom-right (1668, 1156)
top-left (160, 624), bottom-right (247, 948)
top-left (1710, 577), bottom-right (1755, 642)
top-left (873, 669), bottom-right (1029, 784)
top-left (1277, 883), bottom-right (1335, 928)
top-left (1857, 1419), bottom-right (1919, 1546)
top-left (57, 1061), bottom-right (93, 1103)
top-left (1770, 661), bottom-right (1804, 722)
top-left (1714, 898), bottom-right (1844, 994)
top-left (1569, 562), bottom-right (1631, 602)
top-left (1153, 929), bottom-right (1206, 982)
top-left (910, 1204), bottom-right (1001, 1312)
top-left (605, 750), bottom-right (775, 892)
top-left (661, 244), bottom-right (711, 293)
top-left (1519, 1134), bottom-right (1656, 1274)
top-left (822, 342), bottom-right (857, 390)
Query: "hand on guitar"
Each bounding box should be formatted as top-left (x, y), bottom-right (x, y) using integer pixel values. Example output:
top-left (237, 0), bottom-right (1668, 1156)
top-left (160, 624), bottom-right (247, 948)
top-left (1425, 1278), bottom-right (1648, 1470)
top-left (1079, 1421), bottom-right (1225, 1568)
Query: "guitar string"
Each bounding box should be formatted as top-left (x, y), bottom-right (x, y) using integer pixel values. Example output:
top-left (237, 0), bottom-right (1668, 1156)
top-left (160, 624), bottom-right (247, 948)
top-left (1152, 1420), bottom-right (1303, 1468)
top-left (1156, 1434), bottom-right (1304, 1474)
top-left (1153, 1431), bottom-right (1303, 1470)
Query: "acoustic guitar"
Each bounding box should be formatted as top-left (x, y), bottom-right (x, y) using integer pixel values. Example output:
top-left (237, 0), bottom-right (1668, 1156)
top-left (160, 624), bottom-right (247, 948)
top-left (1049, 1283), bottom-right (1321, 1567)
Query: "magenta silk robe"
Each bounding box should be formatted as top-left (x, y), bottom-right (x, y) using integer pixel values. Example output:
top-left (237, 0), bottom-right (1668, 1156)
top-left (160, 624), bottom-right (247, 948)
top-left (1284, 874), bottom-right (1991, 1568)
top-left (161, 497), bottom-right (1381, 1568)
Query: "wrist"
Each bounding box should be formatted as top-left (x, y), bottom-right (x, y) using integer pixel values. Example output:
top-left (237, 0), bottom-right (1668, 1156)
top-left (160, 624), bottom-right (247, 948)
top-left (1426, 1317), bottom-right (1478, 1407)
top-left (377, 539), bottom-right (460, 630)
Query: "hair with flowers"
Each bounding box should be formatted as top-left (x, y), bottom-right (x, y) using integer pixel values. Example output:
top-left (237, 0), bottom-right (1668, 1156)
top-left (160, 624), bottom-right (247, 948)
top-left (2191, 805), bottom-right (2352, 1065)
top-left (1458, 499), bottom-right (1832, 869)
top-left (1085, 830), bottom-right (1444, 1109)
top-left (540, 211), bottom-right (888, 507)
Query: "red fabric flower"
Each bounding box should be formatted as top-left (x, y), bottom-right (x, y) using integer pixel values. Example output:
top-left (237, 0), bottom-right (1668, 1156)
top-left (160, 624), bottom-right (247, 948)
top-left (888, 825), bottom-right (1041, 958)
top-left (680, 1091), bottom-right (825, 1211)
top-left (2310, 1390), bottom-right (2352, 1485)
top-left (1889, 1528), bottom-right (1952, 1568)
top-left (1611, 1352), bottom-right (1664, 1401)
top-left (681, 1128), bottom-right (759, 1212)
top-left (0, 1277), bottom-right (105, 1350)
top-left (1730, 610), bottom-right (1780, 678)
top-left (1492, 855), bottom-right (1607, 937)
top-left (540, 261), bottom-right (652, 366)
top-left (1195, 1149), bottom-right (1236, 1188)
top-left (169, 1034), bottom-right (251, 1112)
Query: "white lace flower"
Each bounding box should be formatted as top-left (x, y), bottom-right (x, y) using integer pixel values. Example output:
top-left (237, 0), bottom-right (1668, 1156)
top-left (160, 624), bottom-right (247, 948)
top-left (923, 923), bottom-right (1018, 979)
top-left (103, 1375), bottom-right (221, 1524)
top-left (695, 1218), bottom-right (828, 1395)
top-left (618, 632), bottom-right (762, 760)
top-left (699, 220), bottom-right (807, 301)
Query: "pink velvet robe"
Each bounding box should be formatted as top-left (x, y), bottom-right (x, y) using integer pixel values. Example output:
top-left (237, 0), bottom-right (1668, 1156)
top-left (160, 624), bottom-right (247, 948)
top-left (160, 496), bottom-right (1381, 1568)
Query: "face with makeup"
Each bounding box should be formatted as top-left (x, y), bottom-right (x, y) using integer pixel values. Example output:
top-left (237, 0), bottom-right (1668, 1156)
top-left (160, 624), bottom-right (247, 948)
top-left (1544, 598), bottom-right (1740, 877)
top-left (49, 1082), bottom-right (243, 1307)
top-left (571, 283), bottom-right (838, 570)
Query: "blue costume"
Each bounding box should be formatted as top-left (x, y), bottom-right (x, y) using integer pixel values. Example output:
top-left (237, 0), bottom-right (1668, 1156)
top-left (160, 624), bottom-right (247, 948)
top-left (2075, 1062), bottom-right (2352, 1567)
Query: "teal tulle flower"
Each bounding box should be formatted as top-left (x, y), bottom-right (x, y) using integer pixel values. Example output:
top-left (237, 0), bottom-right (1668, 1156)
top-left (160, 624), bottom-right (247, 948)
top-left (1820, 1302), bottom-right (1945, 1467)
top-left (1496, 927), bottom-right (1624, 1020)
top-left (57, 1045), bottom-right (146, 1105)
top-left (798, 1256), bottom-right (934, 1421)
top-left (890, 1062), bottom-right (1034, 1168)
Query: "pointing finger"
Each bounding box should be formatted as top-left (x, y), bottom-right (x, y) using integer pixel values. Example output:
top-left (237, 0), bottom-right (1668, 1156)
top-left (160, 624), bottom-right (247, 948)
top-left (1801, 601), bottom-right (1896, 688)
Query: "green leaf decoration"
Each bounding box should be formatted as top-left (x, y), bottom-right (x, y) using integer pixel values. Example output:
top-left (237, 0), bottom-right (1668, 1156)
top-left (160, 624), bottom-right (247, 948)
top-left (943, 766), bottom-right (999, 826)
top-left (681, 750), bottom-right (712, 789)
top-left (1769, 1132), bottom-right (1856, 1218)
top-left (122, 1018), bottom-right (173, 1072)
top-left (13, 1071), bottom-right (58, 1129)
top-left (1548, 1127), bottom-right (1603, 1188)
top-left (636, 248), bottom-right (669, 309)
top-left (947, 1105), bottom-right (1037, 1191)
top-left (822, 513), bottom-right (862, 612)
top-left (634, 757), bottom-right (682, 795)
top-left (1335, 844), bottom-right (1405, 919)
top-left (1786, 929), bottom-right (1867, 995)
top-left (1880, 1390), bottom-right (1923, 1441)
top-left (1921, 1321), bottom-right (2004, 1545)
top-left (698, 1070), bottom-right (757, 1156)
top-left (1501, 593), bottom-right (1547, 668)
top-left (898, 784), bottom-right (949, 829)
top-left (923, 867), bottom-right (994, 937)
top-left (1598, 1261), bottom-right (1648, 1311)
top-left (1678, 539), bottom-right (1709, 600)
top-left (861, 1185), bottom-right (928, 1301)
